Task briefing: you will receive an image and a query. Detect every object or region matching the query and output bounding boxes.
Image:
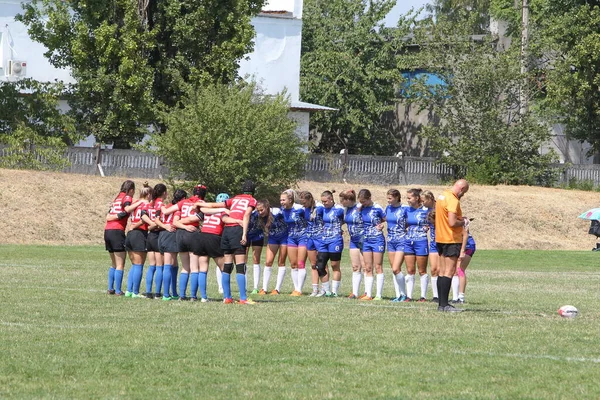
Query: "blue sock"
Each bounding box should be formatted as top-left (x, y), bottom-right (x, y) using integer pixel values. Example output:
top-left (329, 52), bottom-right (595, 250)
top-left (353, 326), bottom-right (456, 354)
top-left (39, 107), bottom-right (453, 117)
top-left (179, 272), bottom-right (189, 298)
top-left (146, 265), bottom-right (156, 294)
top-left (190, 272), bottom-right (199, 299)
top-left (162, 264), bottom-right (172, 297)
top-left (154, 266), bottom-right (163, 294)
top-left (199, 271), bottom-right (208, 300)
top-left (236, 273), bottom-right (247, 301)
top-left (132, 264), bottom-right (144, 294)
top-left (126, 267), bottom-right (134, 292)
top-left (108, 267), bottom-right (115, 291)
top-left (222, 273), bottom-right (232, 299)
top-left (115, 269), bottom-right (124, 294)
top-left (171, 266), bottom-right (179, 296)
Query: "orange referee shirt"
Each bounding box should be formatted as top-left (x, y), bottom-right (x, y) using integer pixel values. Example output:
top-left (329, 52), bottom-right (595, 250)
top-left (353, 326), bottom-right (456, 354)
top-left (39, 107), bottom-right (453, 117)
top-left (435, 189), bottom-right (463, 244)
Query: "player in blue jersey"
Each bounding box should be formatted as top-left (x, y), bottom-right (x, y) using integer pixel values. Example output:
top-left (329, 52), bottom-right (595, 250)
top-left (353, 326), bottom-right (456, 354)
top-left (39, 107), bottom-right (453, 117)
top-left (314, 190), bottom-right (345, 296)
top-left (300, 191), bottom-right (326, 297)
top-left (385, 189), bottom-right (409, 302)
top-left (421, 190), bottom-right (439, 302)
top-left (339, 189), bottom-right (365, 299)
top-left (452, 227), bottom-right (476, 304)
top-left (246, 200), bottom-right (270, 294)
top-left (261, 204), bottom-right (289, 295)
top-left (404, 188), bottom-right (430, 302)
top-left (358, 189), bottom-right (386, 300)
top-left (280, 189), bottom-right (308, 295)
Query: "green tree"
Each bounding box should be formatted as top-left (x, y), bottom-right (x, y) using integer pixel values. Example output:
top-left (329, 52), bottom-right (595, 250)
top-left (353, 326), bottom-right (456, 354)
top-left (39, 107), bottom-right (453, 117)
top-left (0, 79), bottom-right (77, 170)
top-left (300, 0), bottom-right (402, 155)
top-left (147, 82), bottom-right (306, 196)
top-left (406, 17), bottom-right (557, 185)
top-left (17, 0), bottom-right (264, 148)
top-left (427, 0), bottom-right (491, 34)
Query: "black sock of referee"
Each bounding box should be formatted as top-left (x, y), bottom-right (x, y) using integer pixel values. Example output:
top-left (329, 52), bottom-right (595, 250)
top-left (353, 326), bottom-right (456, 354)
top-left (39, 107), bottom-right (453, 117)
top-left (438, 277), bottom-right (452, 307)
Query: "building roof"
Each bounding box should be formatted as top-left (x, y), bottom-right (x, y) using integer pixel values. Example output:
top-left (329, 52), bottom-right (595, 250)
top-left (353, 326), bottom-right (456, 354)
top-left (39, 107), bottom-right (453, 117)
top-left (290, 101), bottom-right (337, 112)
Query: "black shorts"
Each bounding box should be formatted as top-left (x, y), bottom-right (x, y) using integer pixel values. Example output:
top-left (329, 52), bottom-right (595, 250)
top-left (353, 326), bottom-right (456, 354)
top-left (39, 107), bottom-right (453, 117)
top-left (221, 226), bottom-right (245, 255)
top-left (177, 228), bottom-right (202, 254)
top-left (146, 230), bottom-right (160, 252)
top-left (104, 229), bottom-right (126, 253)
top-left (195, 232), bottom-right (224, 258)
top-left (245, 237), bottom-right (266, 248)
top-left (436, 243), bottom-right (461, 258)
top-left (158, 230), bottom-right (178, 254)
top-left (125, 229), bottom-right (148, 252)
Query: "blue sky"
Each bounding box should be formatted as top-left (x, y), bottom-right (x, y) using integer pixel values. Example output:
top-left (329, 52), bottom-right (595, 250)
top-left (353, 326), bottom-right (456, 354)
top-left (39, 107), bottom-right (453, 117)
top-left (384, 0), bottom-right (431, 26)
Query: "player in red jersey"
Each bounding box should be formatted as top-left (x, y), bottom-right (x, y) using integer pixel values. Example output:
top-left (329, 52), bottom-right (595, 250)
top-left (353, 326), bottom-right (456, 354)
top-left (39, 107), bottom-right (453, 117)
top-left (105, 180), bottom-right (144, 296)
top-left (200, 180), bottom-right (257, 304)
top-left (143, 183), bottom-right (168, 299)
top-left (124, 183), bottom-right (156, 298)
top-left (163, 184), bottom-right (207, 300)
top-left (155, 189), bottom-right (187, 300)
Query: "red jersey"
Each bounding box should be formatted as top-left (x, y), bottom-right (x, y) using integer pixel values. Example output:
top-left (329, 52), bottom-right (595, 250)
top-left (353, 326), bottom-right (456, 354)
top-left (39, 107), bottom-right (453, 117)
top-left (147, 200), bottom-right (160, 231)
top-left (224, 194), bottom-right (257, 227)
top-left (130, 201), bottom-right (150, 231)
top-left (105, 192), bottom-right (133, 231)
top-left (201, 212), bottom-right (225, 235)
top-left (176, 196), bottom-right (202, 227)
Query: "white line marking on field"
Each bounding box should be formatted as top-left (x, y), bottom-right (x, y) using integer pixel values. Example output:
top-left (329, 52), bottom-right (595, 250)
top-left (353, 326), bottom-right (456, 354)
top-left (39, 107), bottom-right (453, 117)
top-left (453, 350), bottom-right (600, 364)
top-left (0, 321), bottom-right (108, 330)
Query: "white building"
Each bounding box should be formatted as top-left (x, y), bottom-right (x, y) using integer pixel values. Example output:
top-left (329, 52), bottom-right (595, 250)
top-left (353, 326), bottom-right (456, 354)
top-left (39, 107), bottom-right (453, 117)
top-left (0, 0), bottom-right (333, 148)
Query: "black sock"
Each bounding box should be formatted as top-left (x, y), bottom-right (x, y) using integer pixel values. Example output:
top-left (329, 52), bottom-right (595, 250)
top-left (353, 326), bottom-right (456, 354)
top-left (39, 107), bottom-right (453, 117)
top-left (439, 277), bottom-right (452, 307)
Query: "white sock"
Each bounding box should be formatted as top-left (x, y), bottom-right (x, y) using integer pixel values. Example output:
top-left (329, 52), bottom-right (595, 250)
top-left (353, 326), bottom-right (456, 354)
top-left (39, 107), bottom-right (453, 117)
top-left (431, 276), bottom-right (439, 298)
top-left (420, 274), bottom-right (429, 299)
top-left (262, 266), bottom-right (272, 291)
top-left (311, 284), bottom-right (319, 293)
top-left (397, 272), bottom-right (406, 296)
top-left (392, 272), bottom-right (400, 297)
top-left (458, 292), bottom-right (465, 301)
top-left (253, 264), bottom-right (261, 290)
top-left (291, 268), bottom-right (299, 291)
top-left (364, 275), bottom-right (374, 297)
top-left (452, 276), bottom-right (460, 301)
top-left (406, 274), bottom-right (415, 299)
top-left (297, 268), bottom-right (307, 292)
top-left (332, 280), bottom-right (341, 294)
top-left (322, 281), bottom-right (331, 293)
top-left (352, 271), bottom-right (362, 296)
top-left (216, 267), bottom-right (223, 292)
top-left (275, 266), bottom-right (286, 291)
top-left (376, 273), bottom-right (384, 298)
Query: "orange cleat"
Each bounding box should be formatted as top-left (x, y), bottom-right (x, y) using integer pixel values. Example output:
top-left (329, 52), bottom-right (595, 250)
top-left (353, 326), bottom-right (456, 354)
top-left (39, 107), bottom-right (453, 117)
top-left (290, 290), bottom-right (302, 297)
top-left (270, 289), bottom-right (280, 295)
top-left (223, 298), bottom-right (234, 304)
top-left (258, 289), bottom-right (267, 295)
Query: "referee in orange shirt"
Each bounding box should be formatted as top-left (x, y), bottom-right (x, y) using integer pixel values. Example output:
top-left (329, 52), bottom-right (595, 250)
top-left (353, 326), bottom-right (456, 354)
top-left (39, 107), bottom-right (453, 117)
top-left (434, 179), bottom-right (469, 312)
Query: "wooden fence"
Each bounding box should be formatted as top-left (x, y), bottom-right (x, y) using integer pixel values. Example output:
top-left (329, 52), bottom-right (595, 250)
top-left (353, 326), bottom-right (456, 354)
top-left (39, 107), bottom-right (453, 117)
top-left (2, 146), bottom-right (600, 186)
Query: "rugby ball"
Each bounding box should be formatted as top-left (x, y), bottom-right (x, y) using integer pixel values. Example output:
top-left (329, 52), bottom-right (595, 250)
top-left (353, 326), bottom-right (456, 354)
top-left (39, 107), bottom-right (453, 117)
top-left (558, 305), bottom-right (579, 318)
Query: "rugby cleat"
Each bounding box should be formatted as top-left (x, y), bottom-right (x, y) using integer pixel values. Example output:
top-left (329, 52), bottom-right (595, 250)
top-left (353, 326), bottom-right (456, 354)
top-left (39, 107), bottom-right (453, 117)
top-left (251, 289), bottom-right (259, 295)
top-left (290, 290), bottom-right (302, 297)
top-left (417, 297), bottom-right (427, 302)
top-left (347, 294), bottom-right (358, 299)
top-left (223, 298), bottom-right (234, 304)
top-left (259, 289), bottom-right (267, 295)
top-left (237, 299), bottom-right (256, 305)
top-left (107, 290), bottom-right (116, 295)
top-left (270, 289), bottom-right (280, 295)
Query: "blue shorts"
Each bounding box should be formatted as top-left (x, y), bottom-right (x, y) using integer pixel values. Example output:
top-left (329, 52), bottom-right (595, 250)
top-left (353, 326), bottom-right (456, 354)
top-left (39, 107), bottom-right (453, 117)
top-left (268, 234), bottom-right (288, 246)
top-left (349, 237), bottom-right (363, 250)
top-left (306, 238), bottom-right (320, 252)
top-left (287, 235), bottom-right (307, 248)
top-left (363, 237), bottom-right (386, 253)
top-left (404, 240), bottom-right (429, 256)
top-left (387, 238), bottom-right (405, 253)
top-left (317, 237), bottom-right (344, 254)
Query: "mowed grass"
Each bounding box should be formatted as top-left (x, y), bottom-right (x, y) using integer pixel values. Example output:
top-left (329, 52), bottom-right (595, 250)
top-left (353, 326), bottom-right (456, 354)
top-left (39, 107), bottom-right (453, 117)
top-left (0, 245), bottom-right (599, 399)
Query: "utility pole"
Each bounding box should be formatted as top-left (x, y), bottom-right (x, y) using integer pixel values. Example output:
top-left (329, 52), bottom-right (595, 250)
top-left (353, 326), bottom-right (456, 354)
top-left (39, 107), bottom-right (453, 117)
top-left (520, 0), bottom-right (529, 115)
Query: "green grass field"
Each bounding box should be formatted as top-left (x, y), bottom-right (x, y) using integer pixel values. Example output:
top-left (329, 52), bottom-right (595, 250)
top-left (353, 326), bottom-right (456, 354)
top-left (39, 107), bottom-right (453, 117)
top-left (1, 245), bottom-right (599, 399)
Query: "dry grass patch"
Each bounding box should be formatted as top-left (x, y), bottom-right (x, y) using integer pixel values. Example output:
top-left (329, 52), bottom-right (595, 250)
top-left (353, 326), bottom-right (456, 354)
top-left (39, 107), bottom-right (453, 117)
top-left (0, 169), bottom-right (597, 249)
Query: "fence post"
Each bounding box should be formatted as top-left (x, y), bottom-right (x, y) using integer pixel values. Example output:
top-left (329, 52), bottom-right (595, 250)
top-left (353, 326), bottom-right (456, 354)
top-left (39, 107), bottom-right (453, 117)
top-left (94, 144), bottom-right (105, 177)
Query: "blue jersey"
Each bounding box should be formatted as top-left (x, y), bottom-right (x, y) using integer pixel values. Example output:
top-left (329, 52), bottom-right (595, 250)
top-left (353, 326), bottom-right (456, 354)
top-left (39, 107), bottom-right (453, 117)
top-left (247, 211), bottom-right (265, 240)
top-left (344, 204), bottom-right (363, 242)
top-left (385, 204), bottom-right (408, 241)
top-left (281, 203), bottom-right (307, 239)
top-left (360, 203), bottom-right (385, 241)
top-left (406, 206), bottom-right (429, 241)
top-left (269, 208), bottom-right (288, 239)
top-left (305, 203), bottom-right (324, 239)
top-left (319, 204), bottom-right (345, 242)
top-left (466, 233), bottom-right (476, 251)
top-left (425, 207), bottom-right (436, 243)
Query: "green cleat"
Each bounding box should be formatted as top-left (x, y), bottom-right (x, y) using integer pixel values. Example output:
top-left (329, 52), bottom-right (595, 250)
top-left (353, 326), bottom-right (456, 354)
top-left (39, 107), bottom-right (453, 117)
top-left (251, 289), bottom-right (259, 295)
top-left (125, 291), bottom-right (133, 298)
top-left (162, 296), bottom-right (172, 301)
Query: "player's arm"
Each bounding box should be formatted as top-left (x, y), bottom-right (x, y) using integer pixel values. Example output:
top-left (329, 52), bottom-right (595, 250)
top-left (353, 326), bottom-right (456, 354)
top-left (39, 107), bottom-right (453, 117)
top-left (174, 216), bottom-right (197, 232)
top-left (161, 203), bottom-right (179, 216)
top-left (196, 201), bottom-right (226, 209)
top-left (199, 207), bottom-right (229, 215)
top-left (240, 206), bottom-right (254, 244)
top-left (124, 199), bottom-right (144, 213)
top-left (459, 226), bottom-right (469, 261)
top-left (140, 211), bottom-right (157, 230)
top-left (448, 212), bottom-right (466, 228)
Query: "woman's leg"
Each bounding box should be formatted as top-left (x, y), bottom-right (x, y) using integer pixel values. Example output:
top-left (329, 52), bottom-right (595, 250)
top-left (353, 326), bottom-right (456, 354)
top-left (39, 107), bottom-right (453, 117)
top-left (373, 252), bottom-right (385, 300)
top-left (362, 251), bottom-right (374, 299)
top-left (416, 255), bottom-right (429, 301)
top-left (349, 248), bottom-right (363, 298)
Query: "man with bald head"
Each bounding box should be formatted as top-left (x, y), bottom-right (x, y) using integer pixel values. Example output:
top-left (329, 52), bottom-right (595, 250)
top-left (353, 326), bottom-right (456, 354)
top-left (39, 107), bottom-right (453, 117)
top-left (435, 179), bottom-right (469, 312)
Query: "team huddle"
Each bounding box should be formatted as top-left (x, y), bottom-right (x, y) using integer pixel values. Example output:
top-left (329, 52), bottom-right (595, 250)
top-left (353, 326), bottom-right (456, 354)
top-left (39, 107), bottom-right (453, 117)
top-left (103, 179), bottom-right (475, 311)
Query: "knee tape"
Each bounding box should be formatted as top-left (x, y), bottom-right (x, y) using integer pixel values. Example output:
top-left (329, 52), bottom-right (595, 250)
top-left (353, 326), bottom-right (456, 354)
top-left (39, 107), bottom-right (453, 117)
top-left (316, 252), bottom-right (329, 277)
top-left (223, 263), bottom-right (234, 274)
top-left (457, 267), bottom-right (465, 277)
top-left (235, 263), bottom-right (246, 274)
top-left (298, 260), bottom-right (306, 269)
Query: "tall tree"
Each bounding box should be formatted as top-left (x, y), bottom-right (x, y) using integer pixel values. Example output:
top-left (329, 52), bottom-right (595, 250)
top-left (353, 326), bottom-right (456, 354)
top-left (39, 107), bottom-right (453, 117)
top-left (427, 0), bottom-right (491, 34)
top-left (300, 0), bottom-right (402, 155)
top-left (17, 0), bottom-right (264, 148)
